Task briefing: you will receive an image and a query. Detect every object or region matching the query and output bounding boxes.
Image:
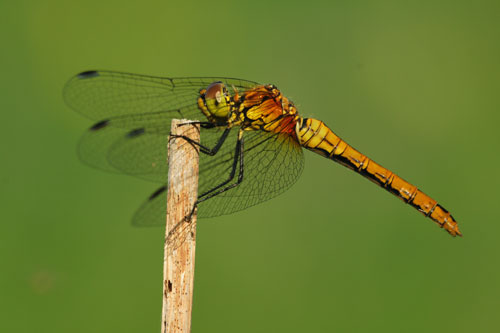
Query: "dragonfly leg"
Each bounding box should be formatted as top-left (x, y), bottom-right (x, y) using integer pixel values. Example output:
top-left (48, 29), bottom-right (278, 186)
top-left (170, 127), bottom-right (231, 156)
top-left (185, 130), bottom-right (245, 221)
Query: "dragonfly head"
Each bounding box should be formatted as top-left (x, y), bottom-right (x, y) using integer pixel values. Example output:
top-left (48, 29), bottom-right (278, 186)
top-left (203, 82), bottom-right (231, 118)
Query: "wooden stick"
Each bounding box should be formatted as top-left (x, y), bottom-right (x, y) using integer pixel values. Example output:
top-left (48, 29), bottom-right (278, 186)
top-left (161, 119), bottom-right (200, 333)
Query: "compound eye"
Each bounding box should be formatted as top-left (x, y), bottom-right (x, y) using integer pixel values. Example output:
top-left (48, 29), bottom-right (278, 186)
top-left (203, 82), bottom-right (231, 118)
top-left (205, 82), bottom-right (226, 105)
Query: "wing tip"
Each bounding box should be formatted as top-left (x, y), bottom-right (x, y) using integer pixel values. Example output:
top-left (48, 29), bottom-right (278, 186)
top-left (77, 70), bottom-right (100, 79)
top-left (126, 128), bottom-right (146, 138)
top-left (149, 185), bottom-right (167, 200)
top-left (89, 119), bottom-right (110, 131)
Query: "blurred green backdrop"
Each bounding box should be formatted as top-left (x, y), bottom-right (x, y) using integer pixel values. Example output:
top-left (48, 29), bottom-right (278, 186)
top-left (2, 0), bottom-right (499, 332)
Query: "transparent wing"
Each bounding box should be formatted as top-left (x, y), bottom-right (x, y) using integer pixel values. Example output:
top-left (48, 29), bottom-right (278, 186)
top-left (198, 127), bottom-right (305, 218)
top-left (76, 105), bottom-right (202, 180)
top-left (64, 70), bottom-right (259, 121)
top-left (132, 124), bottom-right (304, 226)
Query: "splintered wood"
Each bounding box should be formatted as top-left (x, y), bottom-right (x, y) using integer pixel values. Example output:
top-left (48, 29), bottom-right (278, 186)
top-left (161, 119), bottom-right (200, 333)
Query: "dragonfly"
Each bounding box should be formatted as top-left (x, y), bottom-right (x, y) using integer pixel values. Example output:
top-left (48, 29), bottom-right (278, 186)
top-left (64, 70), bottom-right (461, 237)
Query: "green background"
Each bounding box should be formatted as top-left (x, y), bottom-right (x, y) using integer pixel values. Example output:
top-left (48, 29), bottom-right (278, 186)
top-left (2, 0), bottom-right (499, 332)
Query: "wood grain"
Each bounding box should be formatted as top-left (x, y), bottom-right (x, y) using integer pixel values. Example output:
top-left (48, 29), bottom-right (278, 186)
top-left (161, 119), bottom-right (200, 333)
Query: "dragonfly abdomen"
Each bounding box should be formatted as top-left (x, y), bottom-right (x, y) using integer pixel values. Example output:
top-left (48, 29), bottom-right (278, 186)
top-left (296, 117), bottom-right (461, 237)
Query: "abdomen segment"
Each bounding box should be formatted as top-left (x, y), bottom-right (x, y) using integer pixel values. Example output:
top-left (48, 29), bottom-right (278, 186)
top-left (296, 117), bottom-right (461, 237)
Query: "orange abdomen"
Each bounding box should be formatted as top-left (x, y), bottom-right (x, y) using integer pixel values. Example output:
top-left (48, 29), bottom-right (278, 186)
top-left (296, 117), bottom-right (461, 237)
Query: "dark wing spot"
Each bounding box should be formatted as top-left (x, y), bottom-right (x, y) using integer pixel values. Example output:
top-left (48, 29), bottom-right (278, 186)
top-left (126, 128), bottom-right (146, 138)
top-left (77, 70), bottom-right (99, 79)
top-left (149, 186), bottom-right (167, 200)
top-left (89, 119), bottom-right (109, 131)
